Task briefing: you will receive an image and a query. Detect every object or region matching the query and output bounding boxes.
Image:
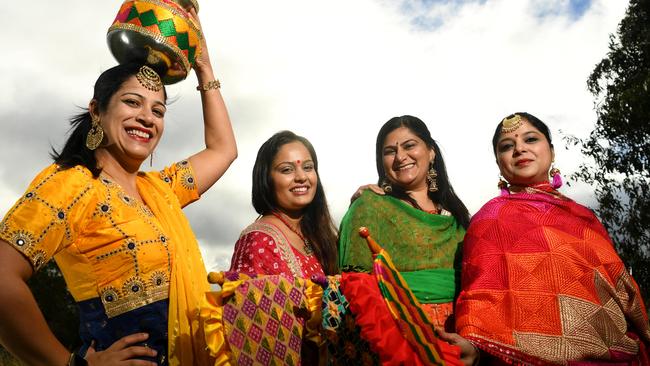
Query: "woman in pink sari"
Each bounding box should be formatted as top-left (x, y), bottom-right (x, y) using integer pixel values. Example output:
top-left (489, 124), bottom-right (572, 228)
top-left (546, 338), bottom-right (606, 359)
top-left (455, 112), bottom-right (649, 365)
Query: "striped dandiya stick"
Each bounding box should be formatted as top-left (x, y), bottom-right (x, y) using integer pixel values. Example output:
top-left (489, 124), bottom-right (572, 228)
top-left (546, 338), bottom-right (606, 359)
top-left (359, 227), bottom-right (463, 366)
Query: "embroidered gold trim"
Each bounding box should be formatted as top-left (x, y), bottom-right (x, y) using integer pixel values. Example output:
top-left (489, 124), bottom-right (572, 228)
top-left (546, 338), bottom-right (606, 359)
top-left (11, 230), bottom-right (34, 249)
top-left (180, 172), bottom-right (196, 190)
top-left (240, 222), bottom-right (303, 278)
top-left (102, 284), bottom-right (169, 318)
top-left (31, 250), bottom-right (47, 271)
top-left (149, 271), bottom-right (167, 287)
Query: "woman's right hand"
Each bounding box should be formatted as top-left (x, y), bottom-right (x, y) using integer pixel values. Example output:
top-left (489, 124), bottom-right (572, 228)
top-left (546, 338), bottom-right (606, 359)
top-left (350, 184), bottom-right (384, 203)
top-left (85, 333), bottom-right (157, 366)
top-left (435, 328), bottom-right (479, 366)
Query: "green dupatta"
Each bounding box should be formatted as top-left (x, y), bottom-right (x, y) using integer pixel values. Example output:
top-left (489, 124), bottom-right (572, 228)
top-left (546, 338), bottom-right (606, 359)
top-left (338, 191), bottom-right (465, 304)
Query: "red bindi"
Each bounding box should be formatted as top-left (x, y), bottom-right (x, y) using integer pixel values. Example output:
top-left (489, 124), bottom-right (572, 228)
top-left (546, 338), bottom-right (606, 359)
top-left (296, 159), bottom-right (301, 164)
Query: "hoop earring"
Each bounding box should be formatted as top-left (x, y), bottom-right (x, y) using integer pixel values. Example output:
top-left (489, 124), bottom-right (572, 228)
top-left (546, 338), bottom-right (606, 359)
top-left (380, 177), bottom-right (393, 193)
top-left (427, 162), bottom-right (438, 192)
top-left (86, 116), bottom-right (104, 151)
top-left (550, 164), bottom-right (562, 189)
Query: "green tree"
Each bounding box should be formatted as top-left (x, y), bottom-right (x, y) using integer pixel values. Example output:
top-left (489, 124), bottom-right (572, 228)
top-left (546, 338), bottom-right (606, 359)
top-left (569, 0), bottom-right (650, 303)
top-left (28, 261), bottom-right (80, 348)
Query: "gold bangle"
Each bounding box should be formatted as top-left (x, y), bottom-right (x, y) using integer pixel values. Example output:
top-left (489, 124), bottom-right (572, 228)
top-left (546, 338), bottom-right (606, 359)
top-left (68, 351), bottom-right (88, 366)
top-left (196, 80), bottom-right (221, 91)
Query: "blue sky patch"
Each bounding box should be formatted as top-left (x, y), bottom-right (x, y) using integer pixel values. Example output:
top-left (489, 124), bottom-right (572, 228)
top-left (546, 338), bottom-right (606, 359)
top-left (398, 0), bottom-right (487, 30)
top-left (396, 0), bottom-right (593, 30)
top-left (531, 0), bottom-right (593, 21)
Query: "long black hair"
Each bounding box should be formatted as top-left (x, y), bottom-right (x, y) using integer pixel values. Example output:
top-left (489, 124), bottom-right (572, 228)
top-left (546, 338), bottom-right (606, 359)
top-left (252, 131), bottom-right (339, 274)
top-left (51, 63), bottom-right (167, 177)
top-left (375, 115), bottom-right (471, 229)
top-left (491, 112), bottom-right (553, 156)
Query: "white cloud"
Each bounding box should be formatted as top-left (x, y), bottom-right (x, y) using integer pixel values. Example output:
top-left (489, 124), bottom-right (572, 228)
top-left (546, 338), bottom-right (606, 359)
top-left (0, 0), bottom-right (629, 267)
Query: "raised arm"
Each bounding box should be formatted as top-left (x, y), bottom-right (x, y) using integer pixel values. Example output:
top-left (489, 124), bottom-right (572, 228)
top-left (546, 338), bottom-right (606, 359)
top-left (187, 9), bottom-right (238, 196)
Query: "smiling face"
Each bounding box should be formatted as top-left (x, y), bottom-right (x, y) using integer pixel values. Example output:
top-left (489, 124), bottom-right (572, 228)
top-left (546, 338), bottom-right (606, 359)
top-left (91, 76), bottom-right (167, 168)
top-left (496, 119), bottom-right (554, 186)
top-left (270, 141), bottom-right (318, 215)
top-left (382, 126), bottom-right (435, 191)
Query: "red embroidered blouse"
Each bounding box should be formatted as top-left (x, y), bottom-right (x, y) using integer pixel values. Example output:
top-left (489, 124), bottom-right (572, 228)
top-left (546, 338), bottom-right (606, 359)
top-left (229, 221), bottom-right (324, 279)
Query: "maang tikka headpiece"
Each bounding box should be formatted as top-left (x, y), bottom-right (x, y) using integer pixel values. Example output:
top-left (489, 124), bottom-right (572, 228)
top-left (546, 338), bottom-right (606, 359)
top-left (136, 65), bottom-right (163, 92)
top-left (501, 114), bottom-right (523, 134)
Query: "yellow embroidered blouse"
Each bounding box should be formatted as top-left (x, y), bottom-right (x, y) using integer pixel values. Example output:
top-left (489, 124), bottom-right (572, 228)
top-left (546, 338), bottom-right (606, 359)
top-left (0, 161), bottom-right (198, 317)
top-left (0, 161), bottom-right (198, 316)
top-left (1, 160), bottom-right (213, 365)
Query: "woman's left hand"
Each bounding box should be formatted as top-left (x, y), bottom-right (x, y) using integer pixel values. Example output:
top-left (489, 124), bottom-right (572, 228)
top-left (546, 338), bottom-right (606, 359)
top-left (436, 328), bottom-right (479, 366)
top-left (188, 8), bottom-right (212, 77)
top-left (350, 184), bottom-right (384, 204)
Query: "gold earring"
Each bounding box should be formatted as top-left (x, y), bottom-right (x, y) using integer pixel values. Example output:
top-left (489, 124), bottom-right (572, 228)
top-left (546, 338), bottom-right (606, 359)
top-left (427, 163), bottom-right (438, 192)
top-left (498, 175), bottom-right (508, 190)
top-left (381, 177), bottom-right (393, 193)
top-left (86, 116), bottom-right (104, 150)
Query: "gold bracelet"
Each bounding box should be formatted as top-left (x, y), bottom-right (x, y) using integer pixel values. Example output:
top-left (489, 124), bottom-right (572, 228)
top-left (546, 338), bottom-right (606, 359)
top-left (67, 351), bottom-right (88, 366)
top-left (196, 80), bottom-right (221, 91)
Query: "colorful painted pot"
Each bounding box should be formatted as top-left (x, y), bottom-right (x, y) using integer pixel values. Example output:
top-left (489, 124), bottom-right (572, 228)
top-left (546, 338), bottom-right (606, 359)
top-left (107, 0), bottom-right (202, 84)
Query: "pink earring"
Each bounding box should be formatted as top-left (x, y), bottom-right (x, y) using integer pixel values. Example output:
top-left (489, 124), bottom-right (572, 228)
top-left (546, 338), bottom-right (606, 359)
top-left (550, 165), bottom-right (562, 189)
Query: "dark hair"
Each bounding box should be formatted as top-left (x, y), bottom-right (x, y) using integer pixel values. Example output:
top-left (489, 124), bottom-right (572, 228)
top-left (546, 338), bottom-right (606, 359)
top-left (51, 63), bottom-right (168, 177)
top-left (491, 112), bottom-right (553, 156)
top-left (375, 115), bottom-right (471, 229)
top-left (252, 130), bottom-right (339, 274)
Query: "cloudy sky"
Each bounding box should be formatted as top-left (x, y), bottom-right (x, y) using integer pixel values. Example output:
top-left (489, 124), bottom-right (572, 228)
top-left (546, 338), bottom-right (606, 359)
top-left (0, 0), bottom-right (628, 271)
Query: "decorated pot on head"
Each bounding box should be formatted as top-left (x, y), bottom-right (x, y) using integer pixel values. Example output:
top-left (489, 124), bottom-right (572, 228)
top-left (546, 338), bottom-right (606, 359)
top-left (107, 0), bottom-right (202, 84)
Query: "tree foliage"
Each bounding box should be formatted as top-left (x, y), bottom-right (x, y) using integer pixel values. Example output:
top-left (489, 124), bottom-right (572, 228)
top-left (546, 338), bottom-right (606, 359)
top-left (569, 0), bottom-right (650, 303)
top-left (0, 261), bottom-right (79, 363)
top-left (28, 261), bottom-right (80, 349)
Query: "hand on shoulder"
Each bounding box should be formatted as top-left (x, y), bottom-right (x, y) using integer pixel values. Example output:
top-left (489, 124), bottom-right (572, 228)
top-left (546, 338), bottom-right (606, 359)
top-left (350, 184), bottom-right (384, 204)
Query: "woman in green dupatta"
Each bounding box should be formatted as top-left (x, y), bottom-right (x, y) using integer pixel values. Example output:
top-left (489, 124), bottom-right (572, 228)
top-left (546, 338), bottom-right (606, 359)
top-left (338, 115), bottom-right (478, 364)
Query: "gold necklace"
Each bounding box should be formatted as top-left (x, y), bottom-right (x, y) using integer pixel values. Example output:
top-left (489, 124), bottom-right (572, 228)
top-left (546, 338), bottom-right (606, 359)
top-left (271, 212), bottom-right (314, 255)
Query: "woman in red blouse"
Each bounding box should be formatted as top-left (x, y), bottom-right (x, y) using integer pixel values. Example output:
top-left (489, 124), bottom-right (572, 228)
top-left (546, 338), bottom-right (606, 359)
top-left (229, 130), bottom-right (338, 278)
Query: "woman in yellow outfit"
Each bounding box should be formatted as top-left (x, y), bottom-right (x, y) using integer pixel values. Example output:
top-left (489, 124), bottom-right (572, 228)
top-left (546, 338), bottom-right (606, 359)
top-left (0, 10), bottom-right (236, 366)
